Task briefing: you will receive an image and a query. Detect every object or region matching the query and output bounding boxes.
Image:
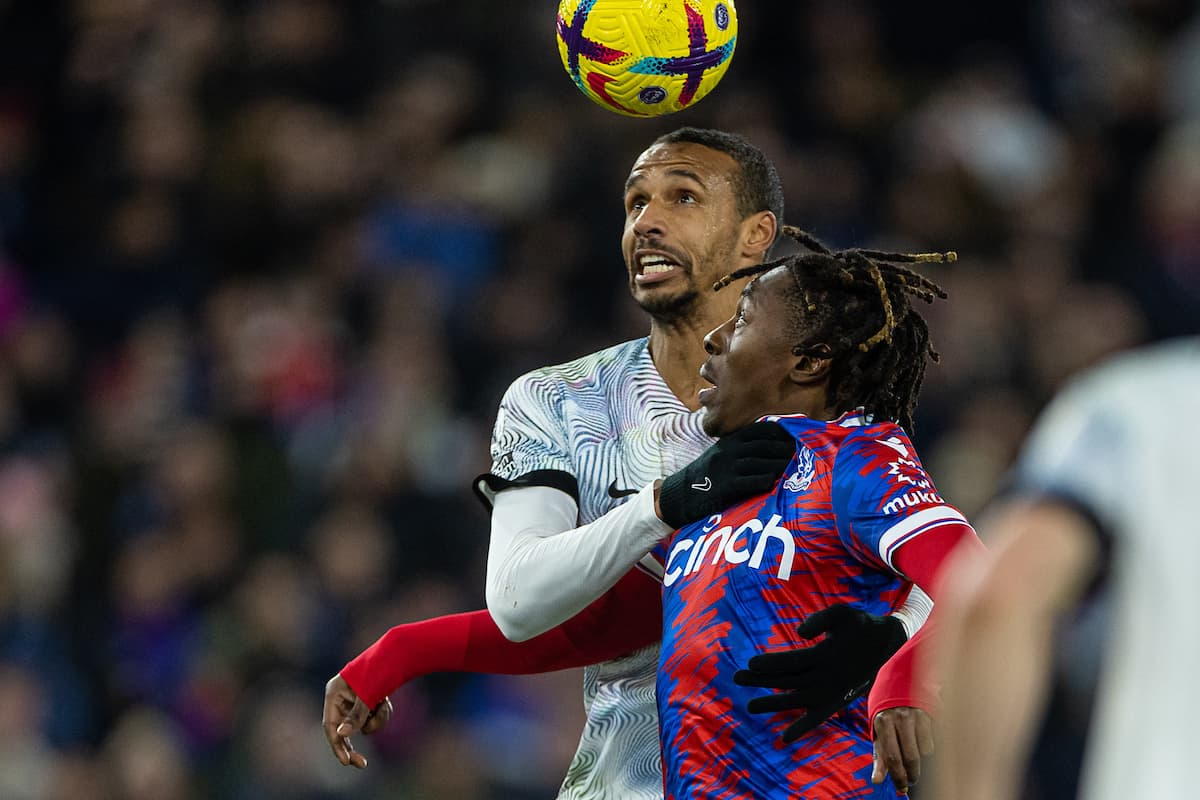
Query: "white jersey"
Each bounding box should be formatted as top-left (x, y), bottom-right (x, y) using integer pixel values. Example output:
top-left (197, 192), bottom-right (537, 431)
top-left (1011, 337), bottom-right (1200, 800)
top-left (477, 337), bottom-right (712, 800)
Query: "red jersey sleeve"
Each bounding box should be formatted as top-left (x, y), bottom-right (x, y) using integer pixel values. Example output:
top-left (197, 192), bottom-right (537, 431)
top-left (341, 567), bottom-right (662, 708)
top-left (867, 521), bottom-right (985, 724)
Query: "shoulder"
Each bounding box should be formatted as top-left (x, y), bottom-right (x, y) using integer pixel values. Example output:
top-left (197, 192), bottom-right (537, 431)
top-left (830, 422), bottom-right (912, 472)
top-left (855, 420), bottom-right (914, 450)
top-left (1023, 337), bottom-right (1198, 453)
top-left (503, 338), bottom-right (650, 396)
top-left (759, 413), bottom-right (912, 461)
top-left (827, 420), bottom-right (935, 498)
top-left (1055, 336), bottom-right (1199, 413)
top-left (494, 338), bottom-right (650, 430)
top-left (831, 418), bottom-right (916, 462)
top-left (1012, 337), bottom-right (1199, 513)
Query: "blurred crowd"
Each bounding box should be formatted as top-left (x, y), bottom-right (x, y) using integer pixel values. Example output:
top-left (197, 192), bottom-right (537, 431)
top-left (0, 0), bottom-right (1195, 797)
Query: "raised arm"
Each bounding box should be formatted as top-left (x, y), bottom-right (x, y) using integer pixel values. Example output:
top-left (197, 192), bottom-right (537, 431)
top-left (476, 372), bottom-right (675, 643)
top-left (485, 422), bottom-right (796, 641)
top-left (486, 483), bottom-right (671, 641)
top-left (325, 564), bottom-right (663, 769)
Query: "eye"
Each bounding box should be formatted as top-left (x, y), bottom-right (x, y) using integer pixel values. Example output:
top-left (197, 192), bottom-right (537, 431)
top-left (678, 192), bottom-right (697, 204)
top-left (625, 194), bottom-right (646, 213)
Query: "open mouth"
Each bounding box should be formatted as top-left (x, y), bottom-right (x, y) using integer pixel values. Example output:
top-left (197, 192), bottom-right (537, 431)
top-left (635, 252), bottom-right (684, 284)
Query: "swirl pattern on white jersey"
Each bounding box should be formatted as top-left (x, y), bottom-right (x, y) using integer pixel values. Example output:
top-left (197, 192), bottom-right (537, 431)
top-left (484, 338), bottom-right (713, 800)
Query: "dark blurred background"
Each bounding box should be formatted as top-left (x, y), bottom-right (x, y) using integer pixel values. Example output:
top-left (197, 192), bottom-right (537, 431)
top-left (0, 0), bottom-right (1195, 797)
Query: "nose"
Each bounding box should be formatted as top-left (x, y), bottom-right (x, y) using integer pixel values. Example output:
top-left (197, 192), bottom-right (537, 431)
top-left (632, 199), bottom-right (665, 239)
top-left (703, 319), bottom-right (731, 355)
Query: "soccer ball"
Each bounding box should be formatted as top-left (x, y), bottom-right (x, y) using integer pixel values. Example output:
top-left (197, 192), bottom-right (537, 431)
top-left (556, 0), bottom-right (738, 117)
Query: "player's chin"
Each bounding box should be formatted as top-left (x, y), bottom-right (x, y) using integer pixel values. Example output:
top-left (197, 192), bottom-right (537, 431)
top-left (631, 283), bottom-right (697, 318)
top-left (699, 405), bottom-right (726, 438)
top-left (631, 281), bottom-right (677, 302)
top-left (703, 402), bottom-right (762, 439)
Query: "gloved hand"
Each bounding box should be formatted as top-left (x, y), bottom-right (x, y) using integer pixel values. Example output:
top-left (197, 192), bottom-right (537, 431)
top-left (733, 603), bottom-right (907, 743)
top-left (657, 420), bottom-right (795, 529)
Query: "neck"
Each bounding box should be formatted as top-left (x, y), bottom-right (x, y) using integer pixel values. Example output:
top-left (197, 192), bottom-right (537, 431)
top-left (790, 394), bottom-right (842, 422)
top-left (647, 304), bottom-right (732, 412)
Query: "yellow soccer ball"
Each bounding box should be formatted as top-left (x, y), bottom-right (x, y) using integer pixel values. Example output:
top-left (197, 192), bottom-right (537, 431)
top-left (556, 0), bottom-right (738, 117)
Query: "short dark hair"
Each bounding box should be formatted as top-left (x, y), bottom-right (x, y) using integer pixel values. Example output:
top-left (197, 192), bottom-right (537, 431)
top-left (715, 226), bottom-right (954, 432)
top-left (653, 127), bottom-right (784, 233)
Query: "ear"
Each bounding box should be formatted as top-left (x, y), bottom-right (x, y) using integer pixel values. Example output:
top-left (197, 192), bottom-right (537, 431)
top-left (790, 345), bottom-right (832, 386)
top-left (740, 211), bottom-right (777, 261)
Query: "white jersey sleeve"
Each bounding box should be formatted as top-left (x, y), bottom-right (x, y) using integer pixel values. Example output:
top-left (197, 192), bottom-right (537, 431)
top-left (476, 351), bottom-right (678, 641)
top-left (486, 483), bottom-right (671, 641)
top-left (476, 371), bottom-right (579, 503)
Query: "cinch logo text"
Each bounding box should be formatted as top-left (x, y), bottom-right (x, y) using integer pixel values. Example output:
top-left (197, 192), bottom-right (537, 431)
top-left (663, 513), bottom-right (795, 587)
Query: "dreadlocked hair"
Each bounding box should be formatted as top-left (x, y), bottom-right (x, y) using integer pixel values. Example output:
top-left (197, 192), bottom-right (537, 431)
top-left (713, 225), bottom-right (954, 433)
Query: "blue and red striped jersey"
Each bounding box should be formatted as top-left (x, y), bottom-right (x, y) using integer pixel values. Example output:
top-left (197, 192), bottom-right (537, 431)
top-left (656, 411), bottom-right (967, 799)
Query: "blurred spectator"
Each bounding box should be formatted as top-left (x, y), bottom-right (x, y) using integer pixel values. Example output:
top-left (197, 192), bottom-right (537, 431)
top-left (0, 662), bottom-right (57, 800)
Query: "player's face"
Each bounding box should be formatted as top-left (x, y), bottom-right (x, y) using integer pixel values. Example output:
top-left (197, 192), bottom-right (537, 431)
top-left (621, 142), bottom-right (745, 321)
top-left (698, 268), bottom-right (798, 437)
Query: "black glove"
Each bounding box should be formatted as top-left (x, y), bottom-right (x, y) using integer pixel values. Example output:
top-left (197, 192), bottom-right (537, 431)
top-left (733, 603), bottom-right (907, 743)
top-left (658, 420), bottom-right (795, 529)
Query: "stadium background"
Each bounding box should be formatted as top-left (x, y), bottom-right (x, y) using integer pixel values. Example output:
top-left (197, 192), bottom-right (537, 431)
top-left (0, 0), bottom-right (1195, 797)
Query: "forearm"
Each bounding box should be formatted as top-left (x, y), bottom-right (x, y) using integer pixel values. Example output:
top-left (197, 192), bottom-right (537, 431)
top-left (931, 501), bottom-right (1100, 800)
top-left (341, 569), bottom-right (663, 709)
top-left (934, 585), bottom-right (1059, 800)
top-left (486, 483), bottom-right (672, 641)
top-left (340, 612), bottom-right (479, 708)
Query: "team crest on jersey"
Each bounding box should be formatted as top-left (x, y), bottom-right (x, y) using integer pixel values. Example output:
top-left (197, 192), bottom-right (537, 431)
top-left (887, 456), bottom-right (931, 489)
top-left (783, 445), bottom-right (816, 492)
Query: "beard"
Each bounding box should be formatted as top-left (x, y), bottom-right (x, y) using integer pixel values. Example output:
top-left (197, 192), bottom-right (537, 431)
top-left (634, 285), bottom-right (701, 323)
